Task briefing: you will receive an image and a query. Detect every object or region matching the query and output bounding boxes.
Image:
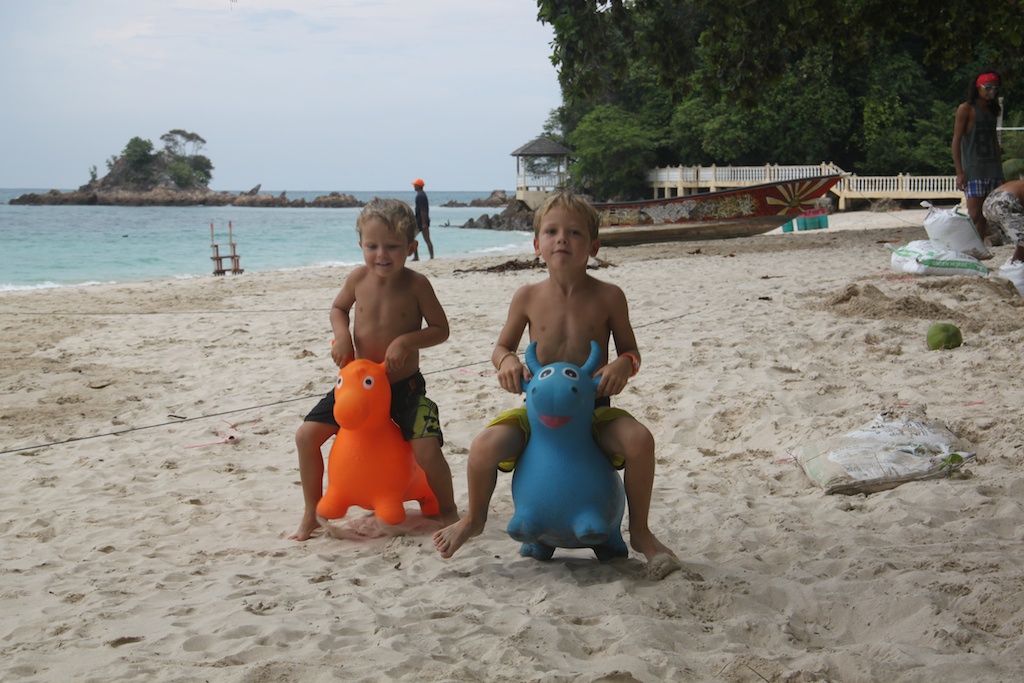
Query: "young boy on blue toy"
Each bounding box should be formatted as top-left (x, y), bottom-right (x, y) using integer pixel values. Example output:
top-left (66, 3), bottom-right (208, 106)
top-left (290, 198), bottom-right (458, 541)
top-left (433, 191), bottom-right (680, 579)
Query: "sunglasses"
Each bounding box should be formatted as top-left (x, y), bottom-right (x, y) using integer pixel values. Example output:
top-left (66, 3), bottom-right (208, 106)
top-left (980, 84), bottom-right (1000, 91)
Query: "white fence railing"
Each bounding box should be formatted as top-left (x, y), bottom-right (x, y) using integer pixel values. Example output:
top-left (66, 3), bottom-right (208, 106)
top-left (516, 173), bottom-right (565, 192)
top-left (646, 163), bottom-right (843, 187)
top-left (838, 174), bottom-right (958, 194)
top-left (645, 163), bottom-right (964, 210)
top-left (516, 163), bottom-right (966, 211)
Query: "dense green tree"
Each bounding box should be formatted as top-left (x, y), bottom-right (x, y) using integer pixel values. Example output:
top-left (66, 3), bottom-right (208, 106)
top-left (98, 130), bottom-right (214, 190)
top-left (569, 104), bottom-right (657, 199)
top-left (533, 0), bottom-right (1021, 198)
top-left (1002, 110), bottom-right (1024, 180)
top-left (158, 129), bottom-right (212, 188)
top-left (668, 48), bottom-right (854, 167)
top-left (166, 160), bottom-right (196, 188)
top-left (120, 136), bottom-right (157, 184)
top-left (853, 49), bottom-right (945, 174)
top-left (537, 0), bottom-right (1023, 106)
top-left (908, 101), bottom-right (957, 175)
top-left (189, 154), bottom-right (214, 183)
top-left (122, 136), bottom-right (155, 168)
top-left (160, 129), bottom-right (207, 158)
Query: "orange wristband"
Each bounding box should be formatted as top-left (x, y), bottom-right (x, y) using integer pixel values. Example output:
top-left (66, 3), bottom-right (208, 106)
top-left (619, 352), bottom-right (640, 377)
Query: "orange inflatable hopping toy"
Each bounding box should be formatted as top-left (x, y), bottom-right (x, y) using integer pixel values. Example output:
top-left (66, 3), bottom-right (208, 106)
top-left (316, 359), bottom-right (439, 525)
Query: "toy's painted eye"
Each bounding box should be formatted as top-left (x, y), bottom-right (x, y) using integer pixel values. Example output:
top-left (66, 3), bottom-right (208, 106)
top-left (336, 376), bottom-right (344, 388)
top-left (538, 368), bottom-right (554, 379)
top-left (563, 368), bottom-right (578, 379)
top-left (363, 377), bottom-right (375, 389)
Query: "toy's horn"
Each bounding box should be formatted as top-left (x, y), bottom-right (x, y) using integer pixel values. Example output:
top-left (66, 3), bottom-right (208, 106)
top-left (525, 341), bottom-right (541, 375)
top-left (581, 340), bottom-right (601, 376)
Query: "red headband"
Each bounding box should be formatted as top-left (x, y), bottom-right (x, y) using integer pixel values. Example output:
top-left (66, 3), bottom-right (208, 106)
top-left (977, 73), bottom-right (1000, 88)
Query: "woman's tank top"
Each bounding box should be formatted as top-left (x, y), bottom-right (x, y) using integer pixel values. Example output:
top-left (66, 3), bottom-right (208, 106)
top-left (962, 103), bottom-right (1003, 181)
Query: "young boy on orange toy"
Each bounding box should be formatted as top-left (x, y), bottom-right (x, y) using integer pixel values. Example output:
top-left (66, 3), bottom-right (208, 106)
top-left (433, 192), bottom-right (680, 579)
top-left (290, 198), bottom-right (458, 541)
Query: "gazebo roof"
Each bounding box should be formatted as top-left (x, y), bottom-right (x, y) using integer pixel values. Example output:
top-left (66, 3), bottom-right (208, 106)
top-left (510, 136), bottom-right (573, 157)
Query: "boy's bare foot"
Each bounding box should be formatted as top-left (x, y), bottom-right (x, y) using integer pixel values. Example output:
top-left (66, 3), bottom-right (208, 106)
top-left (435, 509), bottom-right (461, 528)
top-left (433, 517), bottom-right (483, 558)
top-left (630, 532), bottom-right (681, 580)
top-left (288, 515), bottom-right (322, 542)
top-left (645, 552), bottom-right (683, 581)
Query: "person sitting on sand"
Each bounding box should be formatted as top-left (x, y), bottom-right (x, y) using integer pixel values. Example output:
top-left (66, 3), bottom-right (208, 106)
top-left (290, 198), bottom-right (458, 541)
top-left (982, 179), bottom-right (1024, 265)
top-left (433, 191), bottom-right (681, 579)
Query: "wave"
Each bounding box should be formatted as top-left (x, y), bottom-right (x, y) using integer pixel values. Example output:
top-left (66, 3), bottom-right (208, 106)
top-left (0, 280), bottom-right (112, 292)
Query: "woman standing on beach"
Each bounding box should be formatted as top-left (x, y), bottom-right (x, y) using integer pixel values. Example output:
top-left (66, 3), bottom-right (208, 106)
top-left (952, 71), bottom-right (1004, 243)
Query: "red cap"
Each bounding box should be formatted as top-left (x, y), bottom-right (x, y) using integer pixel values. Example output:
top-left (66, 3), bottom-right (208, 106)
top-left (977, 73), bottom-right (1000, 88)
top-left (412, 178), bottom-right (424, 187)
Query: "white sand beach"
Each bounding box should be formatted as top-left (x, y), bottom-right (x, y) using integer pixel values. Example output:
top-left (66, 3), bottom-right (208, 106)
top-left (2, 207), bottom-right (1023, 681)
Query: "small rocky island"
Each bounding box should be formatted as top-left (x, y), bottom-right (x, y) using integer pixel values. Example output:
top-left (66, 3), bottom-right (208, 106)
top-left (9, 130), bottom-right (365, 208)
top-left (9, 184), bottom-right (365, 208)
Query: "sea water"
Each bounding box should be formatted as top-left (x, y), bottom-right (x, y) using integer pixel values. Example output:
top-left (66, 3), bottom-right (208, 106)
top-left (0, 189), bottom-right (533, 290)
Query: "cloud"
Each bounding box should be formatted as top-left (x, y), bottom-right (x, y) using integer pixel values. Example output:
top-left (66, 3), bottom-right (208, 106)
top-left (0, 0), bottom-right (561, 190)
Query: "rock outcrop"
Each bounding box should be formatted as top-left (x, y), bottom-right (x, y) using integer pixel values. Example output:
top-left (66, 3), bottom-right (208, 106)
top-left (462, 200), bottom-right (535, 232)
top-left (441, 189), bottom-right (511, 209)
top-left (470, 190), bottom-right (511, 208)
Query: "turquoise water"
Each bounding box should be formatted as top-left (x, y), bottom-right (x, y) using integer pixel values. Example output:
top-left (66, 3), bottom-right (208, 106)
top-left (0, 189), bottom-right (533, 290)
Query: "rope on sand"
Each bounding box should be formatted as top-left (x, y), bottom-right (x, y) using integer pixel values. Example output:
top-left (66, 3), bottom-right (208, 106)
top-left (1, 312), bottom-right (700, 455)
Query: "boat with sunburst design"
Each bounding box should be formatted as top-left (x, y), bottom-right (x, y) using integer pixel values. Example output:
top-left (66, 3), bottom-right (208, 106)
top-left (594, 175), bottom-right (842, 246)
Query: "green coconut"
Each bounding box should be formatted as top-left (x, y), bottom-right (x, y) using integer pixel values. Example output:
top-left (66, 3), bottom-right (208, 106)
top-left (927, 323), bottom-right (963, 350)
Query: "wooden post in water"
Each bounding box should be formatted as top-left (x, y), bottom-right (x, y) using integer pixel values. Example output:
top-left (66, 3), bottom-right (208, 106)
top-left (210, 221), bottom-right (243, 276)
top-left (228, 221), bottom-right (243, 275)
top-left (210, 222), bottom-right (225, 276)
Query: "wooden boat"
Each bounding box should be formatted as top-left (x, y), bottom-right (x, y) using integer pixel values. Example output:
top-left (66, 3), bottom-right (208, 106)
top-left (594, 175), bottom-right (842, 246)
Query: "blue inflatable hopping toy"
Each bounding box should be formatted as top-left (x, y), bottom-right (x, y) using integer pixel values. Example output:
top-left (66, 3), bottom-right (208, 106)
top-left (507, 341), bottom-right (628, 562)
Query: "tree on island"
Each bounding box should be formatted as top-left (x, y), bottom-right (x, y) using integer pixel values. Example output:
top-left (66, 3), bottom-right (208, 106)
top-left (92, 129), bottom-right (214, 192)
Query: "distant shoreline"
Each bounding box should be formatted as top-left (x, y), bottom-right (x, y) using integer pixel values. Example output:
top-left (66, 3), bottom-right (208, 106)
top-left (7, 187), bottom-right (513, 209)
top-left (7, 187), bottom-right (366, 208)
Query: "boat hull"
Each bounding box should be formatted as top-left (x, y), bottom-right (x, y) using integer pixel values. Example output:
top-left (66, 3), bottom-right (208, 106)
top-left (594, 175), bottom-right (842, 246)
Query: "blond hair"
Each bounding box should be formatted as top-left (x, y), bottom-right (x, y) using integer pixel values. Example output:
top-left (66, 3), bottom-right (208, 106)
top-left (356, 198), bottom-right (417, 242)
top-left (532, 191), bottom-right (600, 241)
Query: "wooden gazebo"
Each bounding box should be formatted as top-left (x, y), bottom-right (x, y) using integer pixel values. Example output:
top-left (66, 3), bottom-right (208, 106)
top-left (511, 137), bottom-right (572, 209)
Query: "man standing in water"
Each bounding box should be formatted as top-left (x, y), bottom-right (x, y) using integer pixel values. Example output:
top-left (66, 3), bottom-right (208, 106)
top-left (412, 179), bottom-right (434, 260)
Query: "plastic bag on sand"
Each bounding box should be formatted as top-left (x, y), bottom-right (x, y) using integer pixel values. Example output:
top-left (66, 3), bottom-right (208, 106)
top-left (998, 258), bottom-right (1024, 296)
top-left (794, 408), bottom-right (975, 495)
top-left (889, 240), bottom-right (989, 277)
top-left (921, 201), bottom-right (991, 260)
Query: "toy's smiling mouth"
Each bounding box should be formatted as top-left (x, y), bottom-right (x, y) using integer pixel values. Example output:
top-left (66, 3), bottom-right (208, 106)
top-left (539, 414), bottom-right (570, 428)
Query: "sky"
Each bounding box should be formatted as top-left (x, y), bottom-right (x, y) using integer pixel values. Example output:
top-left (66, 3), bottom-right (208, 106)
top-left (0, 1), bottom-right (563, 192)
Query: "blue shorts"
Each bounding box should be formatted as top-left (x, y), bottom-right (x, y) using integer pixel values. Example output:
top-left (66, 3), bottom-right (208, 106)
top-left (304, 371), bottom-right (443, 445)
top-left (965, 178), bottom-right (1004, 199)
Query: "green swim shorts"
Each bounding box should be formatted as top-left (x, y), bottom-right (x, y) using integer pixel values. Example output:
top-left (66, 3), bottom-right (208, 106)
top-left (491, 404), bottom-right (630, 472)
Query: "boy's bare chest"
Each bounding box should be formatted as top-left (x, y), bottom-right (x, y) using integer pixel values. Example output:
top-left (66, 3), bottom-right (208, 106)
top-left (527, 297), bottom-right (609, 358)
top-left (353, 286), bottom-right (421, 333)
